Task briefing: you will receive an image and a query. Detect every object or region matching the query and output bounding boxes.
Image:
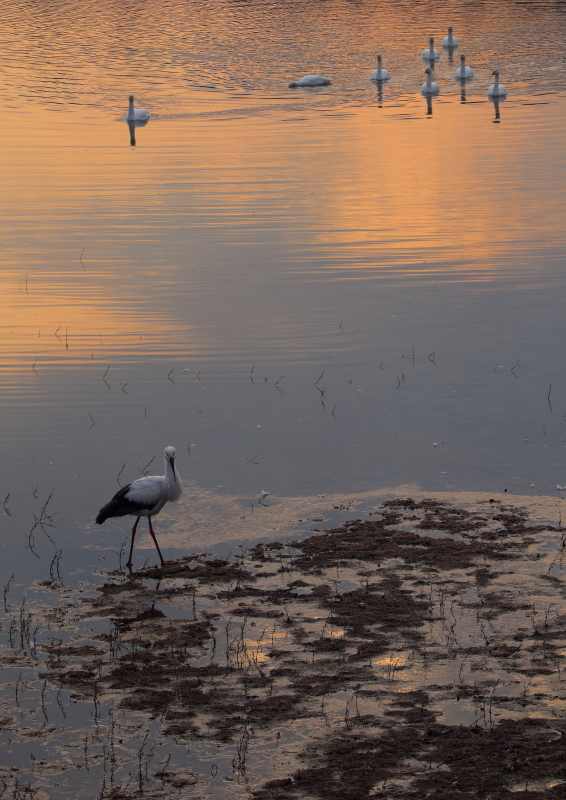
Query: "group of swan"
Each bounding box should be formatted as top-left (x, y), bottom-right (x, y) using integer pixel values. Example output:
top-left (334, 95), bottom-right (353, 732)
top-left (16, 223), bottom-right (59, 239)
top-left (126, 26), bottom-right (508, 122)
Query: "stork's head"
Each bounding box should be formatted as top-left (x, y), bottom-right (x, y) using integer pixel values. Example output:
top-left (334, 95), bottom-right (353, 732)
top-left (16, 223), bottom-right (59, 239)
top-left (165, 446), bottom-right (177, 480)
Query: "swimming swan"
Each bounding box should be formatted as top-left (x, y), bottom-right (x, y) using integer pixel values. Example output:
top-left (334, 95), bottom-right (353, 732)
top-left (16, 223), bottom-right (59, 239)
top-left (421, 68), bottom-right (440, 93)
top-left (370, 54), bottom-right (391, 81)
top-left (126, 95), bottom-right (149, 122)
top-left (488, 69), bottom-right (507, 96)
top-left (421, 37), bottom-right (440, 59)
top-left (288, 74), bottom-right (331, 88)
top-left (454, 54), bottom-right (474, 79)
top-left (442, 26), bottom-right (459, 47)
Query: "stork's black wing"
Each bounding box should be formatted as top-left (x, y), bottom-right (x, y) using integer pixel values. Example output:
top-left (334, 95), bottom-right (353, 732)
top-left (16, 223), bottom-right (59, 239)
top-left (95, 484), bottom-right (155, 524)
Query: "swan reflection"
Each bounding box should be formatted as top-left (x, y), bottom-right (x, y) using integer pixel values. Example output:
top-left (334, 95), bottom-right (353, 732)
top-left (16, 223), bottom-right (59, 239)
top-left (490, 95), bottom-right (505, 123)
top-left (373, 80), bottom-right (384, 107)
top-left (456, 79), bottom-right (468, 104)
top-left (126, 118), bottom-right (148, 147)
top-left (425, 95), bottom-right (436, 116)
top-left (443, 45), bottom-right (457, 65)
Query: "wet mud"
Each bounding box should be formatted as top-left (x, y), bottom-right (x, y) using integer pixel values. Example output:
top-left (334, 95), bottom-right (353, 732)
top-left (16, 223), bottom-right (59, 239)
top-left (1, 496), bottom-right (565, 798)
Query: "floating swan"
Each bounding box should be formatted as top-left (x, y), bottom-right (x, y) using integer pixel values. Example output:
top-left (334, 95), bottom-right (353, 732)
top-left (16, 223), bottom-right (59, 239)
top-left (442, 26), bottom-right (459, 47)
top-left (421, 68), bottom-right (440, 94)
top-left (454, 54), bottom-right (474, 79)
top-left (488, 69), bottom-right (507, 96)
top-left (288, 74), bottom-right (331, 88)
top-left (126, 95), bottom-right (149, 122)
top-left (421, 36), bottom-right (440, 59)
top-left (370, 53), bottom-right (391, 81)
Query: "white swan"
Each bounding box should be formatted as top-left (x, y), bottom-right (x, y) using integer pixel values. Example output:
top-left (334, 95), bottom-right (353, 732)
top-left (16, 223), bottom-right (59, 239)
top-left (288, 74), bottom-right (331, 88)
top-left (488, 69), bottom-right (507, 96)
top-left (442, 26), bottom-right (459, 48)
top-left (126, 95), bottom-right (149, 122)
top-left (421, 36), bottom-right (440, 59)
top-left (421, 68), bottom-right (440, 94)
top-left (370, 53), bottom-right (391, 81)
top-left (454, 54), bottom-right (474, 79)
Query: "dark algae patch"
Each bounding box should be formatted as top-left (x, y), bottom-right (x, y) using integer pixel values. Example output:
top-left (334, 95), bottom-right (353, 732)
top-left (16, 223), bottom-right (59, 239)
top-left (1, 496), bottom-right (564, 797)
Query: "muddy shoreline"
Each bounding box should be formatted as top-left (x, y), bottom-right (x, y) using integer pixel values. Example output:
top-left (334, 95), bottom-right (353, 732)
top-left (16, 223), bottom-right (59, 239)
top-left (1, 493), bottom-right (565, 798)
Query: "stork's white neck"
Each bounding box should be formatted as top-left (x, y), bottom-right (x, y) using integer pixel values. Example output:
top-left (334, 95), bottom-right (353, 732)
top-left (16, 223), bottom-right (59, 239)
top-left (164, 455), bottom-right (183, 501)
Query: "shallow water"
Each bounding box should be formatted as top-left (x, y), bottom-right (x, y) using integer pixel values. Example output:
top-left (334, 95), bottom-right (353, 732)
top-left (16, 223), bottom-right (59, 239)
top-left (0, 0), bottom-right (566, 792)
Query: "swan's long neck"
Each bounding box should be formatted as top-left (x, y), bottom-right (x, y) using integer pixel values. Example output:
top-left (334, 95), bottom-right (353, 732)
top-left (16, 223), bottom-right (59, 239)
top-left (447, 28), bottom-right (453, 45)
top-left (426, 71), bottom-right (432, 90)
top-left (429, 37), bottom-right (434, 53)
top-left (127, 97), bottom-right (134, 120)
top-left (377, 54), bottom-right (382, 78)
top-left (493, 72), bottom-right (499, 90)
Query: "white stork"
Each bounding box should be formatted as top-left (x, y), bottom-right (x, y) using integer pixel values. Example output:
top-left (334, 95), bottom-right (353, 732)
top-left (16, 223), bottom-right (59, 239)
top-left (96, 446), bottom-right (182, 570)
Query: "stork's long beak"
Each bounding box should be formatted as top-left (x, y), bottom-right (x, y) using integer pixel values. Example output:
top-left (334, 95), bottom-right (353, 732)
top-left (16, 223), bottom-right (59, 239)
top-left (169, 456), bottom-right (176, 481)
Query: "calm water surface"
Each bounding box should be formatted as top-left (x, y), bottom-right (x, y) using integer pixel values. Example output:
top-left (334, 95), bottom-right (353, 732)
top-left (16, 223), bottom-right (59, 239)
top-left (1, 0), bottom-right (566, 795)
top-left (1, 0), bottom-right (566, 576)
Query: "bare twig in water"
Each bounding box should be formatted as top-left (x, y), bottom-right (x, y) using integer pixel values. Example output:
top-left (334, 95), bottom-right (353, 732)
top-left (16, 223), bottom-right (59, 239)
top-left (428, 351), bottom-right (436, 365)
top-left (401, 346), bottom-right (415, 368)
top-left (103, 366), bottom-right (111, 389)
top-left (27, 490), bottom-right (58, 556)
top-left (167, 367), bottom-right (175, 384)
top-left (116, 463), bottom-right (126, 487)
top-left (65, 327), bottom-right (69, 350)
top-left (250, 365), bottom-right (255, 385)
top-left (548, 382), bottom-right (552, 413)
top-left (49, 549), bottom-right (64, 587)
top-left (331, 404), bottom-right (338, 420)
top-left (273, 376), bottom-right (285, 394)
top-left (121, 383), bottom-right (130, 395)
top-left (3, 494), bottom-right (11, 516)
top-left (140, 455), bottom-right (156, 476)
top-left (79, 247), bottom-right (86, 270)
top-left (510, 359), bottom-right (522, 379)
top-left (32, 358), bottom-right (38, 373)
top-left (88, 414), bottom-right (95, 430)
top-left (246, 454), bottom-right (261, 465)
top-left (54, 324), bottom-right (62, 341)
top-left (339, 319), bottom-right (344, 333)
top-left (315, 371), bottom-right (326, 411)
top-left (3, 574), bottom-right (14, 612)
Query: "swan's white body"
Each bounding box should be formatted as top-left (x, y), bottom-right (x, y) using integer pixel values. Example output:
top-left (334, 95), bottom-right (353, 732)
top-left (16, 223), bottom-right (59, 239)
top-left (488, 69), bottom-right (507, 96)
top-left (442, 26), bottom-right (459, 47)
top-left (421, 68), bottom-right (440, 94)
top-left (421, 37), bottom-right (440, 59)
top-left (454, 54), bottom-right (474, 79)
top-left (126, 95), bottom-right (149, 122)
top-left (288, 74), bottom-right (331, 88)
top-left (370, 54), bottom-right (391, 81)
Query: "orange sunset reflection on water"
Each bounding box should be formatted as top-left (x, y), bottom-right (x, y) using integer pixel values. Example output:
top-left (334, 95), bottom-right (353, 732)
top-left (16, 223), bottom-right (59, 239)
top-left (1, 89), bottom-right (565, 376)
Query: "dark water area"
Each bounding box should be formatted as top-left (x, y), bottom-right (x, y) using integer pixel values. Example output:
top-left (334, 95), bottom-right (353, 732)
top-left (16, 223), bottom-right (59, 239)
top-left (0, 1), bottom-right (565, 796)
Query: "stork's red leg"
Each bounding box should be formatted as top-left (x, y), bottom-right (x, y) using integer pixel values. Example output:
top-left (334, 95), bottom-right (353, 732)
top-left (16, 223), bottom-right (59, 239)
top-left (126, 516), bottom-right (140, 570)
top-left (148, 517), bottom-right (168, 567)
